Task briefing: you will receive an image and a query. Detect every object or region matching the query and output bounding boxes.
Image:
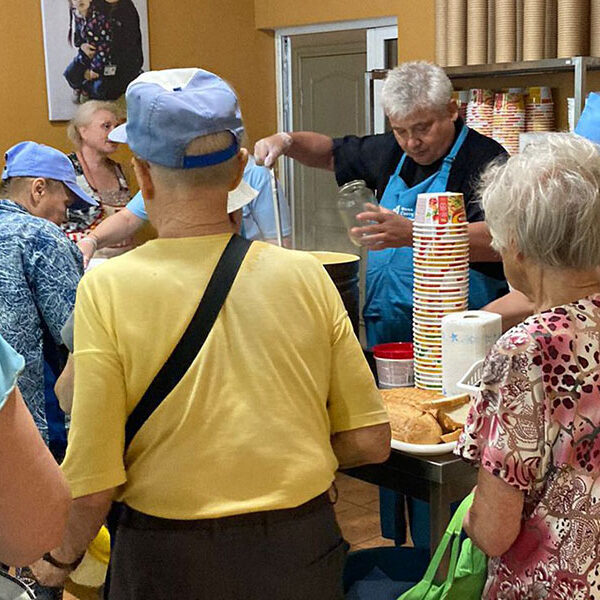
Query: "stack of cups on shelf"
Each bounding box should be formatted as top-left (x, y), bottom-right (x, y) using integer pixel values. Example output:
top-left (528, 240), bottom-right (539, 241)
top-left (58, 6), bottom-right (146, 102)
top-left (523, 0), bottom-right (546, 61)
top-left (487, 0), bottom-right (496, 63)
top-left (557, 0), bottom-right (590, 58)
top-left (435, 0), bottom-right (448, 66)
top-left (466, 88), bottom-right (494, 136)
top-left (412, 193), bottom-right (469, 391)
top-left (447, 0), bottom-right (468, 66)
top-left (592, 0), bottom-right (600, 57)
top-left (525, 86), bottom-right (555, 132)
top-left (495, 0), bottom-right (517, 63)
top-left (492, 90), bottom-right (525, 155)
top-left (452, 90), bottom-right (470, 122)
top-left (467, 0), bottom-right (488, 65)
top-left (544, 0), bottom-right (558, 58)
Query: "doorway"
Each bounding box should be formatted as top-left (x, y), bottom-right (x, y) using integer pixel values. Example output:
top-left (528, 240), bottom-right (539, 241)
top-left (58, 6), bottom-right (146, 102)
top-left (275, 18), bottom-right (398, 344)
top-left (276, 18), bottom-right (398, 252)
top-left (291, 29), bottom-right (367, 253)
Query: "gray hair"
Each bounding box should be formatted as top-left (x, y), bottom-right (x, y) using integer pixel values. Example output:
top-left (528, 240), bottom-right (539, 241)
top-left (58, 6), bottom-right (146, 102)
top-left (480, 133), bottom-right (600, 270)
top-left (67, 100), bottom-right (125, 148)
top-left (381, 61), bottom-right (453, 120)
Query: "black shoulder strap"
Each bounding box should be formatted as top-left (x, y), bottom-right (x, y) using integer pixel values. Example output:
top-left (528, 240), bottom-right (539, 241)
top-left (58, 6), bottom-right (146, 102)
top-left (124, 234), bottom-right (252, 452)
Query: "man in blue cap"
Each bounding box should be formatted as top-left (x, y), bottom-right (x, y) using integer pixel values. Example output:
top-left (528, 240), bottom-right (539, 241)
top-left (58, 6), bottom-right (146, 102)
top-left (0, 141), bottom-right (95, 444)
top-left (0, 141), bottom-right (95, 598)
top-left (32, 68), bottom-right (390, 599)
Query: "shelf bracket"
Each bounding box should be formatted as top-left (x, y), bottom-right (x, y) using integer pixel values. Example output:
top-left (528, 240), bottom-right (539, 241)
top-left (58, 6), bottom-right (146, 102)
top-left (573, 56), bottom-right (585, 126)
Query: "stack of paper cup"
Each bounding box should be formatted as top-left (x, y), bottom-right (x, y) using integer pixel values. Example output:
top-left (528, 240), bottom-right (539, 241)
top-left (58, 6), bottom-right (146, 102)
top-left (495, 0), bottom-right (517, 63)
top-left (487, 0), bottom-right (496, 62)
top-left (447, 0), bottom-right (468, 66)
top-left (516, 0), bottom-right (524, 61)
top-left (557, 0), bottom-right (590, 58)
top-left (523, 0), bottom-right (545, 60)
top-left (592, 0), bottom-right (600, 56)
top-left (436, 0), bottom-right (448, 66)
top-left (467, 0), bottom-right (488, 65)
top-left (525, 87), bottom-right (555, 132)
top-left (412, 193), bottom-right (469, 391)
top-left (492, 91), bottom-right (526, 154)
top-left (452, 90), bottom-right (470, 121)
top-left (545, 0), bottom-right (558, 58)
top-left (466, 88), bottom-right (494, 136)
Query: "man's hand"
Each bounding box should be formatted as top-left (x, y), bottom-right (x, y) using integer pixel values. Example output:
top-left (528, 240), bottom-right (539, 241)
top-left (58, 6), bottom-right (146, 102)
top-left (350, 204), bottom-right (413, 249)
top-left (77, 236), bottom-right (97, 268)
top-left (29, 557), bottom-right (71, 588)
top-left (81, 43), bottom-right (96, 59)
top-left (254, 133), bottom-right (292, 168)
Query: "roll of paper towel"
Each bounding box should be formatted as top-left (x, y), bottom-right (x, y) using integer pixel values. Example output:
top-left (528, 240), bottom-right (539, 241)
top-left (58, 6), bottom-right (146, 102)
top-left (441, 311), bottom-right (502, 395)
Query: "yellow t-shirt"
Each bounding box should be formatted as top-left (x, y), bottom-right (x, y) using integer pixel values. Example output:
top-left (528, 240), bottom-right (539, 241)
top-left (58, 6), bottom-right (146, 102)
top-left (62, 234), bottom-right (388, 519)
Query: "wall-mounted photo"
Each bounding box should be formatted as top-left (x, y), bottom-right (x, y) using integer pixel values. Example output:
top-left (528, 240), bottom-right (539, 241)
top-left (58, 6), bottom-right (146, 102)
top-left (41, 0), bottom-right (150, 121)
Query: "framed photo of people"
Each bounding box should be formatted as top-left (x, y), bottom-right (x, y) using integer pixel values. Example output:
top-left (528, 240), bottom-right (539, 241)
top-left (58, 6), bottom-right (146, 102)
top-left (41, 0), bottom-right (150, 121)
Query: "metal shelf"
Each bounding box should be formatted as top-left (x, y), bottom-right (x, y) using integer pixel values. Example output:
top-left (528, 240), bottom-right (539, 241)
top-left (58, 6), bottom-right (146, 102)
top-left (366, 56), bottom-right (600, 130)
top-left (444, 56), bottom-right (600, 79)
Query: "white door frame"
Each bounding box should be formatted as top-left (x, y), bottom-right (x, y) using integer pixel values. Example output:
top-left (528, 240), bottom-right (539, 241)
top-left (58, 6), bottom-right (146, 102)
top-left (274, 17), bottom-right (398, 247)
top-left (366, 25), bottom-right (398, 134)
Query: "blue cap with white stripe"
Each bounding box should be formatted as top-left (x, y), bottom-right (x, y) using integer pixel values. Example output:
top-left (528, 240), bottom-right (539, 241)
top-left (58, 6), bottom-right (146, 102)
top-left (109, 68), bottom-right (244, 169)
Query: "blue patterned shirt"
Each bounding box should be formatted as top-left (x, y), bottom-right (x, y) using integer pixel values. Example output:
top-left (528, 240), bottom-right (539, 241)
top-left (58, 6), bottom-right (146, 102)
top-left (0, 199), bottom-right (83, 440)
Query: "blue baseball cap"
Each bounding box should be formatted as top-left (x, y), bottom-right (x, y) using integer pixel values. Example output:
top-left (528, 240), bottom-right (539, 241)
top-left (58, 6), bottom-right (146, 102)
top-left (2, 142), bottom-right (97, 209)
top-left (109, 68), bottom-right (244, 169)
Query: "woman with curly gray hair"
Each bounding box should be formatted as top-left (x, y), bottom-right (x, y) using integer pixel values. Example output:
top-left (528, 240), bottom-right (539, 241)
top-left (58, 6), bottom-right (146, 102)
top-left (456, 133), bottom-right (600, 599)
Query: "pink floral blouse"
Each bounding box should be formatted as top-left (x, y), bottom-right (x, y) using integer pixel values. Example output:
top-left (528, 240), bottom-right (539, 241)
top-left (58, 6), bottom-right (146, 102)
top-left (456, 295), bottom-right (600, 600)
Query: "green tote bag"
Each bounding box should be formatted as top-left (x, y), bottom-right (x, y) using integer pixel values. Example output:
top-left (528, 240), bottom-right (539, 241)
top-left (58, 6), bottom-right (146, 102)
top-left (398, 493), bottom-right (487, 600)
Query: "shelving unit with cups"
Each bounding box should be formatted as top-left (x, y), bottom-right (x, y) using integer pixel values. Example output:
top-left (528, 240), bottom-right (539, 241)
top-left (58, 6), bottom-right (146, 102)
top-left (444, 56), bottom-right (600, 128)
top-left (365, 57), bottom-right (600, 144)
top-left (436, 0), bottom-right (599, 67)
top-left (417, 0), bottom-right (600, 146)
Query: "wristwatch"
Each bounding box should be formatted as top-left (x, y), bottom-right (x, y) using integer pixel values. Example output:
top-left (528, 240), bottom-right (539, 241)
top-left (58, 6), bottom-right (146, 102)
top-left (42, 552), bottom-right (84, 571)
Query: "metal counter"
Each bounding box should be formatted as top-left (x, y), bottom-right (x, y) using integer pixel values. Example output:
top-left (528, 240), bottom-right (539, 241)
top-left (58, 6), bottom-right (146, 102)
top-left (344, 449), bottom-right (477, 551)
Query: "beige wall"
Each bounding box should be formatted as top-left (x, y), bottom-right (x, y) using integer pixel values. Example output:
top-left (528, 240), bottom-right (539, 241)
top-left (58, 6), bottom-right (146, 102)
top-left (0, 2), bottom-right (275, 161)
top-left (254, 0), bottom-right (436, 62)
top-left (0, 2), bottom-right (435, 165)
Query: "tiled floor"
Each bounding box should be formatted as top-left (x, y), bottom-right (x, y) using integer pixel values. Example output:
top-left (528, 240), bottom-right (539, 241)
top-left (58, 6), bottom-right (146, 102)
top-left (334, 472), bottom-right (396, 551)
top-left (63, 474), bottom-right (392, 599)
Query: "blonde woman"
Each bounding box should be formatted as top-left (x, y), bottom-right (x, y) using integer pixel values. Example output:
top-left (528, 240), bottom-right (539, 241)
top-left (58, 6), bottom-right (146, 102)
top-left (62, 100), bottom-right (133, 257)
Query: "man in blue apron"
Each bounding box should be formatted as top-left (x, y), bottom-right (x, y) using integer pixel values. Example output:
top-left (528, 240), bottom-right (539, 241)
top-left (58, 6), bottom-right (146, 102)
top-left (256, 61), bottom-right (508, 345)
top-left (255, 61), bottom-right (509, 545)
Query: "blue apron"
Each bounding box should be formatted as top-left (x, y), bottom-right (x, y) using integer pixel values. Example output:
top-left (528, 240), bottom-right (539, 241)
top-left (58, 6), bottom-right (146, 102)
top-left (364, 125), bottom-right (507, 348)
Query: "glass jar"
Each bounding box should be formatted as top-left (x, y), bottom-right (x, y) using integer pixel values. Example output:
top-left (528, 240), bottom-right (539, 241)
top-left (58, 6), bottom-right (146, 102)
top-left (337, 180), bottom-right (378, 246)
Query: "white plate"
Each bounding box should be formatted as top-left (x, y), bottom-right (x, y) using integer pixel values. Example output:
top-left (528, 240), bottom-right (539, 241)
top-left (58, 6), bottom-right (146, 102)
top-left (391, 439), bottom-right (457, 456)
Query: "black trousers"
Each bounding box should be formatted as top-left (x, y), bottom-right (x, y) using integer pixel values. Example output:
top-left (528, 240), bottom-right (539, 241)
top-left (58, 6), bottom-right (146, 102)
top-left (106, 493), bottom-right (348, 600)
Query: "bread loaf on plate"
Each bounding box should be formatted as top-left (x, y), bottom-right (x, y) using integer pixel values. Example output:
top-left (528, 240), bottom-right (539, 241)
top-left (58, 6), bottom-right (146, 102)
top-left (381, 388), bottom-right (470, 445)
